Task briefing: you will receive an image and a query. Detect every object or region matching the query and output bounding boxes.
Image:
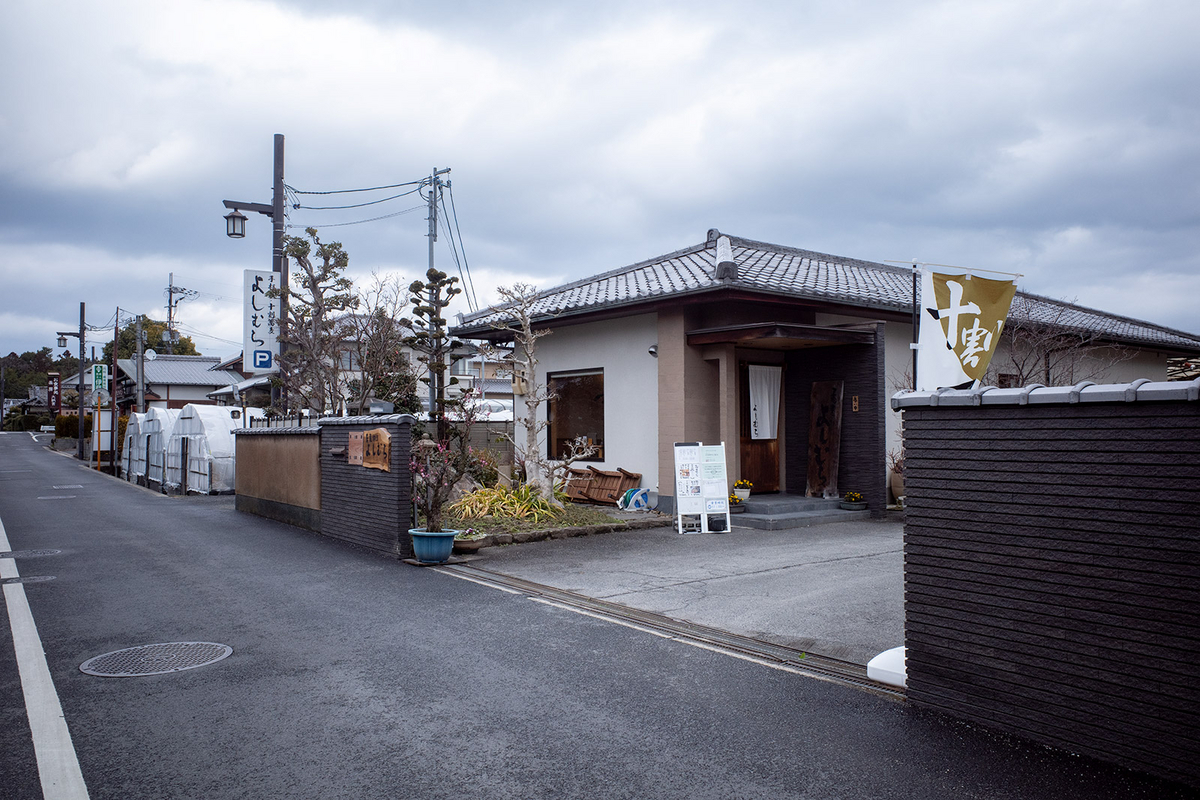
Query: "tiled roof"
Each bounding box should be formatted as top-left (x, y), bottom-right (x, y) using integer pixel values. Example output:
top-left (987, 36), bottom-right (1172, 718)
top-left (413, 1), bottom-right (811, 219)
top-left (116, 355), bottom-right (244, 387)
top-left (456, 231), bottom-right (1200, 353)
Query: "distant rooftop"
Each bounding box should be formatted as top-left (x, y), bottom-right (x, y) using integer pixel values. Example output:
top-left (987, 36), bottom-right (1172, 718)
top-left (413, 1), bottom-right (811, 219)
top-left (116, 354), bottom-right (243, 387)
top-left (457, 230), bottom-right (1200, 354)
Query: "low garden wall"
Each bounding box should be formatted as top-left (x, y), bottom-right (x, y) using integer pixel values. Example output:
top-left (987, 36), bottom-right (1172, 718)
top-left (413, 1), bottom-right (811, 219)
top-left (234, 427), bottom-right (322, 531)
top-left (893, 378), bottom-right (1200, 787)
top-left (318, 415), bottom-right (416, 559)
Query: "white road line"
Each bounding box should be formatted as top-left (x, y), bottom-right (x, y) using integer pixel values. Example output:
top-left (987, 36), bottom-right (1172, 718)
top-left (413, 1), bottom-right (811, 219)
top-left (0, 516), bottom-right (90, 799)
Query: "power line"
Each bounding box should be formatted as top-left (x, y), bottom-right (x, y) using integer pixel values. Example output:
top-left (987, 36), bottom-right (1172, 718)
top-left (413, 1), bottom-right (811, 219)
top-left (445, 183), bottom-right (478, 312)
top-left (285, 179), bottom-right (424, 196)
top-left (292, 186), bottom-right (421, 211)
top-left (286, 203), bottom-right (426, 229)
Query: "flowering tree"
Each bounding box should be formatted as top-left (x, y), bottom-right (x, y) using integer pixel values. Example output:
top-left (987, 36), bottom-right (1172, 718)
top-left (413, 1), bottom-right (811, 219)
top-left (410, 390), bottom-right (485, 532)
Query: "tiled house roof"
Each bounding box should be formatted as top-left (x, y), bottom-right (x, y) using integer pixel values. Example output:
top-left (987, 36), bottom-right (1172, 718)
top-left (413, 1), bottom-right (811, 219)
top-left (457, 231), bottom-right (1200, 354)
top-left (116, 355), bottom-right (244, 387)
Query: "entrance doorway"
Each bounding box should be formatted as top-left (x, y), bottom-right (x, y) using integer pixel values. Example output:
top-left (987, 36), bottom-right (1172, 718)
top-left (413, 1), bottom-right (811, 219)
top-left (739, 362), bottom-right (780, 492)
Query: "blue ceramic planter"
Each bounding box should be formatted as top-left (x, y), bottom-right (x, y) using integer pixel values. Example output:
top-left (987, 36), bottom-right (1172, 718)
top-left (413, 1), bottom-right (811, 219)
top-left (409, 528), bottom-right (459, 564)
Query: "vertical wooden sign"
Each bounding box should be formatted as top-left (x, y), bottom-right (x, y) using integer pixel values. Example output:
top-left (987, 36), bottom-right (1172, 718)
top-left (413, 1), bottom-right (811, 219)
top-left (362, 428), bottom-right (391, 472)
top-left (347, 432), bottom-right (364, 466)
top-left (805, 381), bottom-right (844, 499)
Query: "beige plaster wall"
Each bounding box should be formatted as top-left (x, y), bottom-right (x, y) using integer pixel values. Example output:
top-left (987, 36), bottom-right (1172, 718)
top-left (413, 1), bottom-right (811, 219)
top-left (235, 434), bottom-right (321, 510)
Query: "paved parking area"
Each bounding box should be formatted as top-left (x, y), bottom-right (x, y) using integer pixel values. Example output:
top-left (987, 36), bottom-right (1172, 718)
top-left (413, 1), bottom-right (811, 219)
top-left (470, 516), bottom-right (905, 665)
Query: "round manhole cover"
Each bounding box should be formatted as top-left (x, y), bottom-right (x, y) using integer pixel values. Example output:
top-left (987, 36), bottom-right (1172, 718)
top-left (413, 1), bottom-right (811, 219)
top-left (80, 642), bottom-right (233, 677)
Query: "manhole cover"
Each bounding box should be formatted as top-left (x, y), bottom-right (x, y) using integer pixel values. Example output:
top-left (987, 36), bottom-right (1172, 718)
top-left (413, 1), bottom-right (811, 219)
top-left (0, 549), bottom-right (62, 559)
top-left (80, 642), bottom-right (233, 677)
top-left (1, 576), bottom-right (55, 585)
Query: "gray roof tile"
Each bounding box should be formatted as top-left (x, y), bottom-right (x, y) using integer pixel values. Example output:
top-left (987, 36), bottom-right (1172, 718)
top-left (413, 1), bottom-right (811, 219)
top-left (116, 355), bottom-right (244, 387)
top-left (457, 231), bottom-right (1200, 353)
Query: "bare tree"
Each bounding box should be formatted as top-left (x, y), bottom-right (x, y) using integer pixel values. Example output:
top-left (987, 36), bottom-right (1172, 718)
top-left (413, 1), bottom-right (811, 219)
top-left (985, 295), bottom-right (1137, 388)
top-left (278, 228), bottom-right (359, 413)
top-left (344, 273), bottom-right (421, 415)
top-left (487, 283), bottom-right (595, 505)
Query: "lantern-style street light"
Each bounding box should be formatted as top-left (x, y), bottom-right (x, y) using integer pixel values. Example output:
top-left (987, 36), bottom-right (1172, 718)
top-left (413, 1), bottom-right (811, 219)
top-left (222, 133), bottom-right (288, 410)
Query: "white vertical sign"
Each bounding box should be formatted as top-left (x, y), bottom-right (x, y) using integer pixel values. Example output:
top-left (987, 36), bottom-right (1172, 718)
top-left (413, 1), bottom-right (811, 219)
top-left (674, 441), bottom-right (730, 534)
top-left (244, 270), bottom-right (280, 375)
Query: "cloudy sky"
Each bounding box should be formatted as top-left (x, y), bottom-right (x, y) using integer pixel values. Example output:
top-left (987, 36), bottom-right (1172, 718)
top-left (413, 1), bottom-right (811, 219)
top-left (2, 0), bottom-right (1197, 361)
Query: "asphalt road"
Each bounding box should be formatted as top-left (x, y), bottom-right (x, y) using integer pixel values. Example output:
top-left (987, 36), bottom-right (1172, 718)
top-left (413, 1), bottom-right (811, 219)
top-left (0, 432), bottom-right (1189, 799)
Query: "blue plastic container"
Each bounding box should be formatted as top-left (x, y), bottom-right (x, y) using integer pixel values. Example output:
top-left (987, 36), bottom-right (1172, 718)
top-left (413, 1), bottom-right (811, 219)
top-left (409, 529), bottom-right (459, 564)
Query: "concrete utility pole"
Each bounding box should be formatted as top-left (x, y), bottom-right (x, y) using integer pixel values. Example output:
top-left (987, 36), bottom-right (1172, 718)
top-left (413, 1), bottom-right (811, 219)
top-left (224, 133), bottom-right (288, 411)
top-left (76, 303), bottom-right (86, 461)
top-left (136, 314), bottom-right (145, 413)
top-left (426, 167), bottom-right (451, 417)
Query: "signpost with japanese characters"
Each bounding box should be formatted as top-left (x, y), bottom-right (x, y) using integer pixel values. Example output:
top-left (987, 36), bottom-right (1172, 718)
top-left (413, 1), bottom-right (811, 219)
top-left (244, 269), bottom-right (281, 375)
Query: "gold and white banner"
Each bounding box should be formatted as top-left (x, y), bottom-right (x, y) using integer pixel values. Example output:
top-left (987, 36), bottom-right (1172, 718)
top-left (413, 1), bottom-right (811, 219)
top-left (916, 270), bottom-right (1016, 391)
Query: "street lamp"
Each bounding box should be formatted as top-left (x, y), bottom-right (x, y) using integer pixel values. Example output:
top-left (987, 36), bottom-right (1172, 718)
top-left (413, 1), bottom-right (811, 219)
top-left (56, 301), bottom-right (87, 461)
top-left (223, 133), bottom-right (288, 411)
top-left (224, 209), bottom-right (247, 238)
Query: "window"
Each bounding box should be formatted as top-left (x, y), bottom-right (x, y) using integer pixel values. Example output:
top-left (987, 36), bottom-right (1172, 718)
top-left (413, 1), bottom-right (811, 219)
top-left (548, 370), bottom-right (604, 461)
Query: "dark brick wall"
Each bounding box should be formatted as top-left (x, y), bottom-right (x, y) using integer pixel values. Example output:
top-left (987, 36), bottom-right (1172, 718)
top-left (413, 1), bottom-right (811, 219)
top-left (902, 401), bottom-right (1200, 787)
top-left (784, 323), bottom-right (886, 514)
top-left (319, 419), bottom-right (414, 559)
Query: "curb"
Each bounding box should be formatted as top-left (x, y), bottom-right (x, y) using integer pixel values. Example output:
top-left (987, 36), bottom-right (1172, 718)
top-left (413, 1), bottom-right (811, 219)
top-left (453, 514), bottom-right (669, 554)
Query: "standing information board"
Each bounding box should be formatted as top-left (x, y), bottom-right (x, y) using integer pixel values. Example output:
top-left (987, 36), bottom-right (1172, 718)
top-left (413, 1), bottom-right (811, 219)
top-left (673, 441), bottom-right (730, 534)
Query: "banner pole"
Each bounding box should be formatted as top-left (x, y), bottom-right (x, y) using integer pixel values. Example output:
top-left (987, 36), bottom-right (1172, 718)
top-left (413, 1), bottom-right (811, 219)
top-left (911, 263), bottom-right (918, 390)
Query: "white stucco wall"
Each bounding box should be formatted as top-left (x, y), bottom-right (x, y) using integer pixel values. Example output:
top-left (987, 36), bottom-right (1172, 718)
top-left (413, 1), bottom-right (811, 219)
top-left (520, 313), bottom-right (660, 491)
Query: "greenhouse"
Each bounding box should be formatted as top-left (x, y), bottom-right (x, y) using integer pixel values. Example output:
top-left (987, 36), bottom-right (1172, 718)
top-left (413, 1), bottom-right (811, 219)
top-left (164, 404), bottom-right (262, 494)
top-left (121, 412), bottom-right (148, 482)
top-left (142, 407), bottom-right (180, 490)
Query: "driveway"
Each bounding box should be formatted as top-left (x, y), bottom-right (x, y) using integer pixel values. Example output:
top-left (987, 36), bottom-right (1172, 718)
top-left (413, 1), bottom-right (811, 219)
top-left (467, 516), bottom-right (905, 665)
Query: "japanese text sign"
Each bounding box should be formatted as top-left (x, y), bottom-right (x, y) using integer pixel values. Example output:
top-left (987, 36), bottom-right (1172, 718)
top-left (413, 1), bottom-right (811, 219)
top-left (244, 269), bottom-right (281, 375)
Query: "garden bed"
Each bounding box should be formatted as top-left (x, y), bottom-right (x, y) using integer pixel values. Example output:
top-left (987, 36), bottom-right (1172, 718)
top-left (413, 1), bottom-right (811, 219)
top-left (448, 507), bottom-right (669, 554)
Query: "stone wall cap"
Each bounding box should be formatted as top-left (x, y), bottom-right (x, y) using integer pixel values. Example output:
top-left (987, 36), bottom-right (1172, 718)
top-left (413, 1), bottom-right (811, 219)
top-left (233, 426), bottom-right (321, 435)
top-left (316, 414), bottom-right (419, 426)
top-left (891, 377), bottom-right (1200, 409)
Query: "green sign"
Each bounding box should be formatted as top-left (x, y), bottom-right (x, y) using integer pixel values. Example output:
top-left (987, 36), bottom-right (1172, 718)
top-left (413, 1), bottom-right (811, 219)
top-left (92, 364), bottom-right (108, 388)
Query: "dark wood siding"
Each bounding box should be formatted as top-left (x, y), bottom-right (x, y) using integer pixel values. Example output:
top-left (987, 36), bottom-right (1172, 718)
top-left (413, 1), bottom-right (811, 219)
top-left (319, 420), bottom-right (414, 558)
top-left (785, 323), bottom-right (886, 514)
top-left (902, 402), bottom-right (1200, 787)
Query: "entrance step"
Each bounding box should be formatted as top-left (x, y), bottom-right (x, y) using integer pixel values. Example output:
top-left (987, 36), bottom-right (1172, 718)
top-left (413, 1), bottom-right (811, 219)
top-left (733, 495), bottom-right (869, 530)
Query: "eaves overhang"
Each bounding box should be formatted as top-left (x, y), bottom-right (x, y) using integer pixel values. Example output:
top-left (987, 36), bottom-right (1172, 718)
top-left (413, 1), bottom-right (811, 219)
top-left (687, 322), bottom-right (878, 350)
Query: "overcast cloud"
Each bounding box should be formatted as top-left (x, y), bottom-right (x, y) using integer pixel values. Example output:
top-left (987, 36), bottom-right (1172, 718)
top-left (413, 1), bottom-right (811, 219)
top-left (2, 0), bottom-right (1197, 360)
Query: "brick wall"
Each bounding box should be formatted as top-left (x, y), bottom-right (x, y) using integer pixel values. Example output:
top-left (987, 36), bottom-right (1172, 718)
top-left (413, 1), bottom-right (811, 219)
top-left (895, 382), bottom-right (1200, 787)
top-left (319, 416), bottom-right (415, 559)
top-left (784, 323), bottom-right (886, 514)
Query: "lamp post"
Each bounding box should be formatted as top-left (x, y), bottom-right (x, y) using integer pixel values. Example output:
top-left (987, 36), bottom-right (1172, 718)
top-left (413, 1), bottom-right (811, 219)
top-left (56, 301), bottom-right (87, 461)
top-left (223, 133), bottom-right (287, 410)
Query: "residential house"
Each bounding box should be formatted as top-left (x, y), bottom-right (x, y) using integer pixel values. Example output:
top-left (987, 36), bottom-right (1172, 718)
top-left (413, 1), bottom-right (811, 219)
top-left (454, 229), bottom-right (1200, 514)
top-left (114, 355), bottom-right (244, 413)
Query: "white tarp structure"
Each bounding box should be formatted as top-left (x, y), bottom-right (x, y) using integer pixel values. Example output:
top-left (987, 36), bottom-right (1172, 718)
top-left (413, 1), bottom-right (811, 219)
top-left (122, 412), bottom-right (147, 482)
top-left (143, 407), bottom-right (180, 488)
top-left (164, 404), bottom-right (263, 494)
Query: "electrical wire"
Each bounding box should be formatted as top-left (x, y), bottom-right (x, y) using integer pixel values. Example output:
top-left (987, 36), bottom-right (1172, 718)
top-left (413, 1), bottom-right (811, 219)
top-left (293, 186), bottom-right (422, 211)
top-left (175, 323), bottom-right (241, 348)
top-left (286, 203), bottom-right (426, 229)
top-left (285, 179), bottom-right (425, 196)
top-left (445, 184), bottom-right (478, 312)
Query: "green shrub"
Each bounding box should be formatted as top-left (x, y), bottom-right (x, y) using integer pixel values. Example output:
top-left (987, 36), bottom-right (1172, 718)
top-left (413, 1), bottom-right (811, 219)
top-left (54, 414), bottom-right (91, 438)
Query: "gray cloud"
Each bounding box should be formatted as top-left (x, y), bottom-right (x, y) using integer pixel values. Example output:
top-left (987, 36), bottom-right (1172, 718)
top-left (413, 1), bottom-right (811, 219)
top-left (2, 0), bottom-right (1197, 361)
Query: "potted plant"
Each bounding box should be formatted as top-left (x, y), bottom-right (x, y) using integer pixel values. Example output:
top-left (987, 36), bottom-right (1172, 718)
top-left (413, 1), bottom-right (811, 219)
top-left (733, 479), bottom-right (753, 501)
top-left (452, 528), bottom-right (490, 554)
top-left (728, 494), bottom-right (746, 514)
top-left (410, 424), bottom-right (483, 563)
top-left (840, 491), bottom-right (867, 511)
top-left (887, 448), bottom-right (905, 505)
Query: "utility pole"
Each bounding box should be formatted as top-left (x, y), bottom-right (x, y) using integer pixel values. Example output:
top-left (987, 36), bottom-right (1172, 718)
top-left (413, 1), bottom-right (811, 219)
top-left (164, 272), bottom-right (196, 355)
top-left (111, 312), bottom-right (119, 474)
top-left (426, 167), bottom-right (451, 421)
top-left (223, 133), bottom-right (288, 412)
top-left (136, 314), bottom-right (145, 413)
top-left (77, 303), bottom-right (86, 461)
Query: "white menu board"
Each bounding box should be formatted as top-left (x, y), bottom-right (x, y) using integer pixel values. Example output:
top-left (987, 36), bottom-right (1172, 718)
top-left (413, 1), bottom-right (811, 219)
top-left (674, 441), bottom-right (730, 534)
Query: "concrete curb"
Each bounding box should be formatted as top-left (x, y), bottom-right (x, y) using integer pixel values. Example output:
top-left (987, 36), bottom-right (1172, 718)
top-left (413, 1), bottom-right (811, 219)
top-left (453, 514), bottom-right (670, 554)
